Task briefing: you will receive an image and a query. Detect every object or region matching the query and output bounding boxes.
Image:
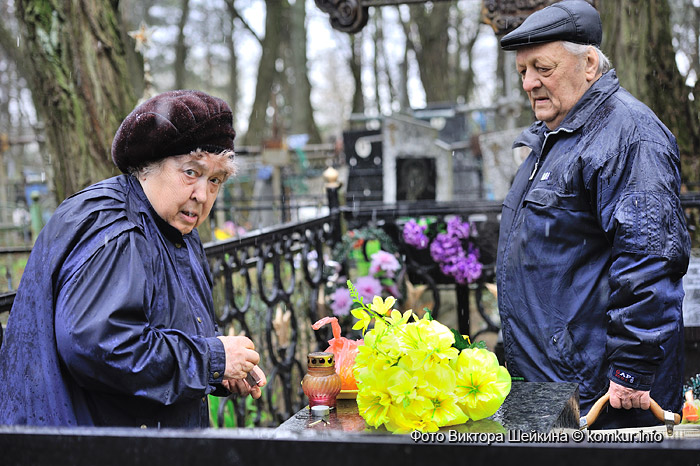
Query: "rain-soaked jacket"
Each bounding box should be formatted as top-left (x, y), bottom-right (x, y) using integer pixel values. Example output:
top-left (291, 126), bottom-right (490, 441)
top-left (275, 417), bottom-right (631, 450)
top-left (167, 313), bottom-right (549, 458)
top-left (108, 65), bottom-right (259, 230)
top-left (0, 175), bottom-right (226, 427)
top-left (497, 70), bottom-right (690, 428)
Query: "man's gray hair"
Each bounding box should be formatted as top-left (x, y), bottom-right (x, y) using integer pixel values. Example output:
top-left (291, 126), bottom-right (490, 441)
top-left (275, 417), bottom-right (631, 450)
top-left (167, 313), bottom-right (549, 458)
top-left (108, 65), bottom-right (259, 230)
top-left (561, 41), bottom-right (612, 75)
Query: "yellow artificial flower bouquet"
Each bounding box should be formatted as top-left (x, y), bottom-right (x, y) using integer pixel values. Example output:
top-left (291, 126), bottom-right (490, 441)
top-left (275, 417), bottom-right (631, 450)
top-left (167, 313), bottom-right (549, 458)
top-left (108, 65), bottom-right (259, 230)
top-left (347, 280), bottom-right (511, 433)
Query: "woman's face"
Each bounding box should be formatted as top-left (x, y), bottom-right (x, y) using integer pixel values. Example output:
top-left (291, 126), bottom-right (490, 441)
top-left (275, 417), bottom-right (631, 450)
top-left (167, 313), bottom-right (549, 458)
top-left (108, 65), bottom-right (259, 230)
top-left (139, 153), bottom-right (230, 235)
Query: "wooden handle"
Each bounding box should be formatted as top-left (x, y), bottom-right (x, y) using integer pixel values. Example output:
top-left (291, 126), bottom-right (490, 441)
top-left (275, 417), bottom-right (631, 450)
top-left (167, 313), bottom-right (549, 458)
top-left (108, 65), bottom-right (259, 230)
top-left (584, 393), bottom-right (610, 428)
top-left (649, 398), bottom-right (681, 425)
top-left (585, 393), bottom-right (680, 428)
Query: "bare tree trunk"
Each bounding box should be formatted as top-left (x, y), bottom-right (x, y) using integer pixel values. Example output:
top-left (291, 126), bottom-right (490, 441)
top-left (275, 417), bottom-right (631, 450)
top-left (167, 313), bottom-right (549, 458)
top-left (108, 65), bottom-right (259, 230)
top-left (174, 0), bottom-right (191, 90)
top-left (396, 7), bottom-right (415, 110)
top-left (372, 14), bottom-right (383, 115)
top-left (601, 0), bottom-right (700, 184)
top-left (288, 0), bottom-right (321, 142)
top-left (225, 8), bottom-right (239, 120)
top-left (350, 33), bottom-right (365, 115)
top-left (243, 0), bottom-right (284, 145)
top-left (409, 2), bottom-right (451, 103)
top-left (455, 7), bottom-right (480, 103)
top-left (376, 8), bottom-right (396, 108)
top-left (15, 0), bottom-right (137, 200)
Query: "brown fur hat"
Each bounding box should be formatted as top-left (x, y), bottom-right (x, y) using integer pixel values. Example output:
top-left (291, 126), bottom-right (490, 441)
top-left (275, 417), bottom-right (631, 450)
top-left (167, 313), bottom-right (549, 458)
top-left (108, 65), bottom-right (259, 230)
top-left (111, 90), bottom-right (236, 173)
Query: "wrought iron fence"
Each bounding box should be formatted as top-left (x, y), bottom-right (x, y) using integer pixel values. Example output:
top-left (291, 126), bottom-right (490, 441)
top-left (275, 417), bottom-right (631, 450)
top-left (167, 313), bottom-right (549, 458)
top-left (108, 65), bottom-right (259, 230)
top-left (203, 189), bottom-right (342, 427)
top-left (3, 192), bottom-right (700, 428)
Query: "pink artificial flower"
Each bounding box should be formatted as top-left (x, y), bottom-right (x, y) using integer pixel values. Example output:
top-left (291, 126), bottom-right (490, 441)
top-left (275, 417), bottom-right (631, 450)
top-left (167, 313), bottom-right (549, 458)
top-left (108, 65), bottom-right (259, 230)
top-left (369, 250), bottom-right (401, 277)
top-left (330, 287), bottom-right (352, 316)
top-left (355, 275), bottom-right (383, 303)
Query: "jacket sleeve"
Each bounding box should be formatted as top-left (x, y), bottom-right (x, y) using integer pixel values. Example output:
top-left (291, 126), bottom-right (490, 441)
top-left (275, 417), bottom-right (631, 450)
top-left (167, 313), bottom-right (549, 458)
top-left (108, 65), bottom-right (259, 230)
top-left (54, 230), bottom-right (227, 405)
top-left (596, 138), bottom-right (690, 391)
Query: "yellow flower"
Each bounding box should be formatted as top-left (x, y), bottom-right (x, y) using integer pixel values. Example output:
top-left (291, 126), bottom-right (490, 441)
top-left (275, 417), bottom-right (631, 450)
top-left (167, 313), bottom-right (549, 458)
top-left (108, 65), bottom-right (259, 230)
top-left (345, 281), bottom-right (511, 434)
top-left (371, 295), bottom-right (396, 316)
top-left (414, 363), bottom-right (468, 427)
top-left (385, 309), bottom-right (413, 326)
top-left (401, 321), bottom-right (458, 371)
top-left (351, 308), bottom-right (372, 334)
top-left (355, 356), bottom-right (392, 386)
top-left (386, 366), bottom-right (424, 408)
top-left (356, 370), bottom-right (393, 428)
top-left (417, 318), bottom-right (456, 350)
top-left (428, 392), bottom-right (469, 427)
top-left (385, 404), bottom-right (438, 434)
top-left (453, 348), bottom-right (511, 421)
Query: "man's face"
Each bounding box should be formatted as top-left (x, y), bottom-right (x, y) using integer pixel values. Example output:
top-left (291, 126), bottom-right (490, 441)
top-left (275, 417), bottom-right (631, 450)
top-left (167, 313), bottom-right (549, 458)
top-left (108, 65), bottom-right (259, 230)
top-left (516, 42), bottom-right (595, 130)
top-left (140, 153), bottom-right (228, 235)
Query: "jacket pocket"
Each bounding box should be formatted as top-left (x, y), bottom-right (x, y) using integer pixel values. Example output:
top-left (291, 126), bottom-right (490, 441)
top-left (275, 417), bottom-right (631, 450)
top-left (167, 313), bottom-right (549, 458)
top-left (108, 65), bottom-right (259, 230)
top-left (550, 326), bottom-right (605, 399)
top-left (518, 188), bottom-right (596, 267)
top-left (523, 187), bottom-right (590, 211)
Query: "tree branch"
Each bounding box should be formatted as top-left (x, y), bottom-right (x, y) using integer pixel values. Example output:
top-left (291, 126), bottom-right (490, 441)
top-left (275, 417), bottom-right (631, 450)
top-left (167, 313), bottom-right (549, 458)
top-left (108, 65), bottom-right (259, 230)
top-left (224, 0), bottom-right (262, 46)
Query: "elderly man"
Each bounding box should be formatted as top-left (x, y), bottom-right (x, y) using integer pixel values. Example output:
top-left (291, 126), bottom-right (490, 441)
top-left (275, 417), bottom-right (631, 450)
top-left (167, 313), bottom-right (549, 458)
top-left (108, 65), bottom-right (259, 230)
top-left (497, 0), bottom-right (690, 428)
top-left (0, 90), bottom-right (266, 427)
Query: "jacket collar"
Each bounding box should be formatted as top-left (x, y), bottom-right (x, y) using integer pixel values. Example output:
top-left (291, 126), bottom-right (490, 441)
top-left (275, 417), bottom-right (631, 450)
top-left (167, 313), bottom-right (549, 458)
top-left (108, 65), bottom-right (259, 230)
top-left (514, 69), bottom-right (621, 151)
top-left (126, 174), bottom-right (187, 244)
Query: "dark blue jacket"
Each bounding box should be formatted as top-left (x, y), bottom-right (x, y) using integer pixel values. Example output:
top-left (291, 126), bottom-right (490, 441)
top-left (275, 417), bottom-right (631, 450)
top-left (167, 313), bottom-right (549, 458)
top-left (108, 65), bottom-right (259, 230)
top-left (497, 71), bottom-right (690, 428)
top-left (0, 175), bottom-right (227, 427)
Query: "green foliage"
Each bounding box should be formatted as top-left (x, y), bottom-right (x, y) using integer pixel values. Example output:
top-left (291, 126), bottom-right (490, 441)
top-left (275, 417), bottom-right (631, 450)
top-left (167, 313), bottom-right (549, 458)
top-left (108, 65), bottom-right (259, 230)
top-left (209, 394), bottom-right (274, 428)
top-left (450, 329), bottom-right (487, 351)
top-left (0, 256), bottom-right (28, 292)
top-left (684, 374), bottom-right (700, 399)
top-left (208, 395), bottom-right (237, 428)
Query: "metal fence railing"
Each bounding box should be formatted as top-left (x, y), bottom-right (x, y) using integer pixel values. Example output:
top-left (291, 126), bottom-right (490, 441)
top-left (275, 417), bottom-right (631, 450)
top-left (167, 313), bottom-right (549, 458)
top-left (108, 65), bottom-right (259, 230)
top-left (3, 191), bottom-right (700, 428)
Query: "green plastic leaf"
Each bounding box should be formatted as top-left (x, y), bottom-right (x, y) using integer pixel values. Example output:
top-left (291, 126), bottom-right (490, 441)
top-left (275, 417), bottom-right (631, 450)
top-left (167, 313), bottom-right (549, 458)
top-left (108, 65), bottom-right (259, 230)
top-left (468, 340), bottom-right (488, 350)
top-left (450, 329), bottom-right (487, 351)
top-left (450, 329), bottom-right (470, 351)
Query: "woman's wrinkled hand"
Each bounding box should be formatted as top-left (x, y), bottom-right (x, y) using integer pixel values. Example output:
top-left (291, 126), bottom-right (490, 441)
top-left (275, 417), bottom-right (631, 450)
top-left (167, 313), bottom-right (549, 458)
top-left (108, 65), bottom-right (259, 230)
top-left (217, 336), bottom-right (266, 399)
top-left (221, 365), bottom-right (267, 399)
top-left (217, 335), bottom-right (259, 379)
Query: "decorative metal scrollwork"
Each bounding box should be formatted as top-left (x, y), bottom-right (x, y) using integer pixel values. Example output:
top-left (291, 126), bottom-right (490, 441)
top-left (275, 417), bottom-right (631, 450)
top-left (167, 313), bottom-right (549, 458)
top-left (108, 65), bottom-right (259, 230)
top-left (204, 214), bottom-right (340, 426)
top-left (314, 0), bottom-right (369, 34)
top-left (482, 0), bottom-right (598, 36)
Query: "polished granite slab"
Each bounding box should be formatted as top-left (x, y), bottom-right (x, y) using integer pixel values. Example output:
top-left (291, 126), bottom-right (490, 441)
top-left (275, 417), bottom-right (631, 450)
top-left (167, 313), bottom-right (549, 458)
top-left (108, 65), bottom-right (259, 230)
top-left (277, 381), bottom-right (579, 434)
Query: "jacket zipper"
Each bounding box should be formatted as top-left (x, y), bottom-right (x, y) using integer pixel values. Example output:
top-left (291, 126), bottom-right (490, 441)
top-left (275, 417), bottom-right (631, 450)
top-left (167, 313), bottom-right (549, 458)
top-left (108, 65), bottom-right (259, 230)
top-left (527, 127), bottom-right (573, 181)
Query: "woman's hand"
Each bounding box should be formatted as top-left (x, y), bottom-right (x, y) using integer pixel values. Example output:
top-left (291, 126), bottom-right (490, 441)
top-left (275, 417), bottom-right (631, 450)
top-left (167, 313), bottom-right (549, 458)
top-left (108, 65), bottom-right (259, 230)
top-left (217, 336), bottom-right (266, 398)
top-left (221, 365), bottom-right (267, 399)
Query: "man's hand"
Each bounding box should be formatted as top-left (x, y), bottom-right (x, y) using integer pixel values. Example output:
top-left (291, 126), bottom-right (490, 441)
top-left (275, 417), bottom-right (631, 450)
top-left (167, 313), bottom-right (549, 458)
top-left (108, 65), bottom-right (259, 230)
top-left (607, 380), bottom-right (651, 410)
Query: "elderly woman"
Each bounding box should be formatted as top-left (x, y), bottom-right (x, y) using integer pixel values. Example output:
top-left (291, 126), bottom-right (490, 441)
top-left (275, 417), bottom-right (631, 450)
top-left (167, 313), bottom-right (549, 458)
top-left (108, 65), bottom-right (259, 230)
top-left (0, 90), bottom-right (265, 427)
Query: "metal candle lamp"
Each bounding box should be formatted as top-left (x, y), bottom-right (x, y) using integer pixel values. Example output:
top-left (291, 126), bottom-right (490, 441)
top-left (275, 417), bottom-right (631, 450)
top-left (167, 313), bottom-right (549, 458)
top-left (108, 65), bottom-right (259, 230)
top-left (302, 352), bottom-right (342, 407)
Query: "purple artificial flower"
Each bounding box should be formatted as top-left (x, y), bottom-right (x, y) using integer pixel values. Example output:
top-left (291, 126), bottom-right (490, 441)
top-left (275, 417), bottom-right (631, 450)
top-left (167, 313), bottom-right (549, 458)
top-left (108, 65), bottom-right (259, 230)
top-left (403, 219), bottom-right (430, 249)
top-left (446, 217), bottom-right (471, 240)
top-left (464, 254), bottom-right (483, 283)
top-left (330, 287), bottom-right (352, 316)
top-left (447, 253), bottom-right (483, 284)
top-left (355, 275), bottom-right (383, 302)
top-left (467, 242), bottom-right (481, 261)
top-left (430, 232), bottom-right (464, 264)
top-left (369, 250), bottom-right (401, 278)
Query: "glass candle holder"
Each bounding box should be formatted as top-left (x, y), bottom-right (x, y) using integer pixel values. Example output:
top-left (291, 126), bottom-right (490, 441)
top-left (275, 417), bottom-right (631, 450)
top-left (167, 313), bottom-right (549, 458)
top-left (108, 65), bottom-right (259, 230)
top-left (302, 351), bottom-right (342, 408)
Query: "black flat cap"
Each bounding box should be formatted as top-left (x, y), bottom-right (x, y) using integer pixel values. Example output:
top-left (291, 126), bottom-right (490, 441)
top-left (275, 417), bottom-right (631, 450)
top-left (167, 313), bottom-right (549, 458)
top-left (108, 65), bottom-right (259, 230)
top-left (112, 90), bottom-right (236, 173)
top-left (500, 0), bottom-right (602, 50)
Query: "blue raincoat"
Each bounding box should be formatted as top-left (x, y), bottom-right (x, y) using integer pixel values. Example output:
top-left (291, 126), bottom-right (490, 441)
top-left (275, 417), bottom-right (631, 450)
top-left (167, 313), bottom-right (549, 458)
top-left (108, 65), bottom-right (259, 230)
top-left (0, 175), bottom-right (227, 427)
top-left (497, 71), bottom-right (690, 428)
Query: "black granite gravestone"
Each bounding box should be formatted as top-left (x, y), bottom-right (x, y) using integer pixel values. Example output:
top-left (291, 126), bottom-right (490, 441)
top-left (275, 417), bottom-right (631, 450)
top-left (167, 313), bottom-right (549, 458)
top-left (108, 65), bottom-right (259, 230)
top-left (276, 381), bottom-right (579, 434)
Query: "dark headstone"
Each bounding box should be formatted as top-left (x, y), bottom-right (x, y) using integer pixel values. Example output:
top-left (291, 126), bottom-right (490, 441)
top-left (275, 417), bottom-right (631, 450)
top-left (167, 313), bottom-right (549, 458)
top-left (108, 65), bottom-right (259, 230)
top-left (277, 381), bottom-right (579, 434)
